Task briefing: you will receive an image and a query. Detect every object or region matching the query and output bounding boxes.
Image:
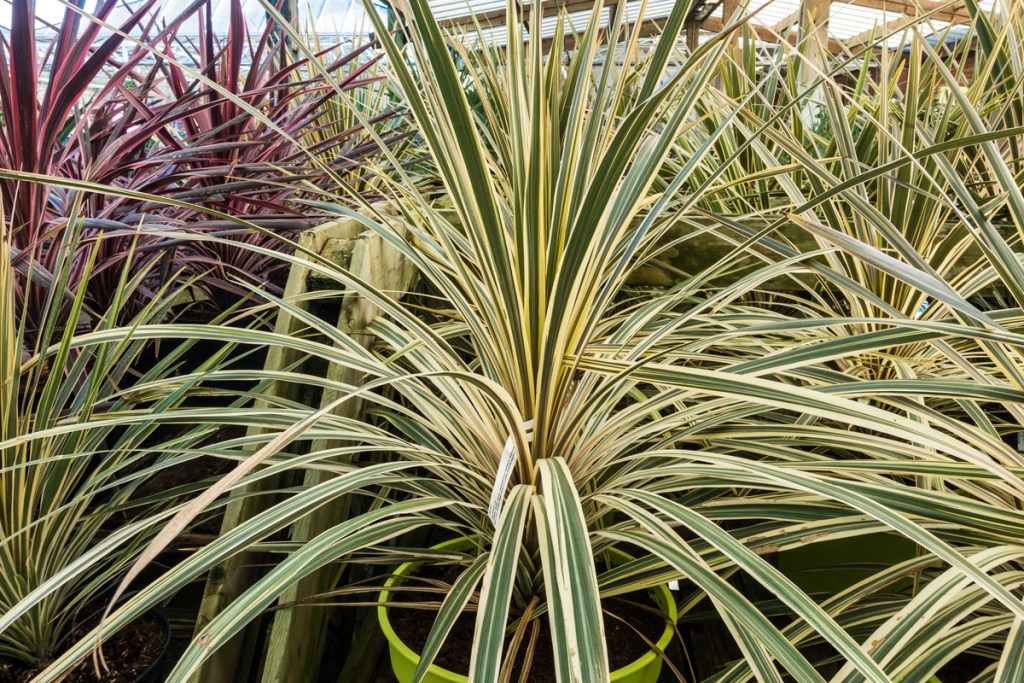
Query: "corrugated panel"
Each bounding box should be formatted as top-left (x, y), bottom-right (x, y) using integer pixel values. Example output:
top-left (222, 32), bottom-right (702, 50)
top-left (432, 0), bottom-right (505, 21)
top-left (747, 0), bottom-right (802, 27)
top-left (462, 0), bottom-right (691, 46)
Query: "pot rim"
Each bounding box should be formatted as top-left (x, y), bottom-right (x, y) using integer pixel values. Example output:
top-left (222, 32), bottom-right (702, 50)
top-left (377, 536), bottom-right (678, 682)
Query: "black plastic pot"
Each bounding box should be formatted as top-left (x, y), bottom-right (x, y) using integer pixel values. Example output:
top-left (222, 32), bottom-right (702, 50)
top-left (131, 610), bottom-right (171, 683)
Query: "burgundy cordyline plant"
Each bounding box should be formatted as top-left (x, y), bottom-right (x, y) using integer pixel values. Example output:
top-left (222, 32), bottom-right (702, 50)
top-left (1, 0), bottom-right (182, 335)
top-left (1, 0), bottom-right (410, 334)
top-left (131, 0), bottom-right (411, 316)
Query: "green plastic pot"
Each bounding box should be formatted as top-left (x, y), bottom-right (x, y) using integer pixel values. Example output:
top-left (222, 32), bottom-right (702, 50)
top-left (778, 533), bottom-right (918, 595)
top-left (378, 538), bottom-right (678, 683)
top-left (779, 535), bottom-right (944, 683)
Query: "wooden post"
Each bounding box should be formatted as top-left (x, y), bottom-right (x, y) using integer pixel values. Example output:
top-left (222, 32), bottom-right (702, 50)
top-left (192, 214), bottom-right (405, 683)
top-left (685, 20), bottom-right (700, 52)
top-left (258, 209), bottom-right (418, 683)
top-left (798, 0), bottom-right (832, 95)
top-left (607, 0), bottom-right (619, 35)
top-left (722, 0), bottom-right (739, 47)
top-left (718, 0), bottom-right (741, 90)
top-left (192, 225), bottom-right (334, 683)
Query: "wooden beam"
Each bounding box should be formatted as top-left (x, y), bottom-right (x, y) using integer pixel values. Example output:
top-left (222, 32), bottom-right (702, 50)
top-left (701, 15), bottom-right (846, 53)
top-left (843, 14), bottom-right (917, 47)
top-left (686, 20), bottom-right (701, 51)
top-left (772, 9), bottom-right (801, 33)
top-left (722, 0), bottom-right (740, 47)
top-left (838, 0), bottom-right (971, 25)
top-left (708, 0), bottom-right (977, 55)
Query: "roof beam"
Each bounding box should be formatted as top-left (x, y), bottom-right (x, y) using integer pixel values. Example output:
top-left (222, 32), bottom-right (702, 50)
top-left (772, 9), bottom-right (801, 32)
top-left (414, 0), bottom-right (980, 55)
top-left (837, 0), bottom-right (971, 25)
top-left (686, 20), bottom-right (700, 50)
top-left (539, 11), bottom-right (667, 51)
top-left (722, 0), bottom-right (740, 46)
top-left (842, 13), bottom-right (917, 46)
top-left (701, 15), bottom-right (846, 52)
top-left (404, 0), bottom-right (980, 42)
top-left (429, 0), bottom-right (727, 31)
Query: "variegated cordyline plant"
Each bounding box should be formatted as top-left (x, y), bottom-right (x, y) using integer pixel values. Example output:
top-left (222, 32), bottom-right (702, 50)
top-left (0, 205), bottom-right (269, 675)
top-left (11, 0), bottom-right (1024, 681)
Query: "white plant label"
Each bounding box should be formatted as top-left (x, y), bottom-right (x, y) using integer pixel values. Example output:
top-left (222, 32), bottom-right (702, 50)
top-left (487, 419), bottom-right (534, 527)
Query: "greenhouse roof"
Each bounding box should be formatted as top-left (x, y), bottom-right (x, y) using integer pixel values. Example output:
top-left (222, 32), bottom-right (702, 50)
top-left (1, 0), bottom-right (998, 49)
top-left (1, 0), bottom-right (384, 38)
top-left (389, 0), bottom-right (1000, 51)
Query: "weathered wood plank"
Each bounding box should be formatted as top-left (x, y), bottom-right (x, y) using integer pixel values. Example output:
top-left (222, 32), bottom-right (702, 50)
top-left (193, 219), bottom-right (376, 683)
top-left (260, 210), bottom-right (419, 683)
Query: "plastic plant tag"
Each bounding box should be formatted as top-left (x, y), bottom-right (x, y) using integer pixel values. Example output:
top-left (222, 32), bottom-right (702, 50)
top-left (487, 419), bottom-right (534, 526)
top-left (914, 299), bottom-right (931, 320)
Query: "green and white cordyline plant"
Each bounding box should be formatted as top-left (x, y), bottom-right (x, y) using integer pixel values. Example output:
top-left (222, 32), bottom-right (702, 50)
top-left (10, 0), bottom-right (1024, 681)
top-left (0, 208), bottom-right (269, 676)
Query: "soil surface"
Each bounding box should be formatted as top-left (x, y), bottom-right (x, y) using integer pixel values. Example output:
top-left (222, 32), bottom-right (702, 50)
top-left (935, 652), bottom-right (992, 682)
top-left (0, 612), bottom-right (166, 683)
top-left (387, 563), bottom-right (670, 681)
